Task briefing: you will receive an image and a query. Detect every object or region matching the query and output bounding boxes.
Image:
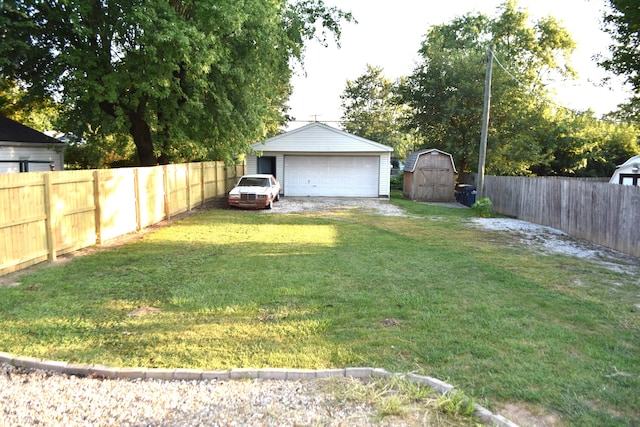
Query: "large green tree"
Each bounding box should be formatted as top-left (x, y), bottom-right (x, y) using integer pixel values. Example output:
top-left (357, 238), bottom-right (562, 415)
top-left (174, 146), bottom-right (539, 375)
top-left (601, 0), bottom-right (640, 119)
top-left (0, 79), bottom-right (60, 132)
top-left (0, 0), bottom-right (352, 166)
top-left (531, 109), bottom-right (639, 177)
top-left (339, 64), bottom-right (413, 157)
top-left (402, 0), bottom-right (576, 175)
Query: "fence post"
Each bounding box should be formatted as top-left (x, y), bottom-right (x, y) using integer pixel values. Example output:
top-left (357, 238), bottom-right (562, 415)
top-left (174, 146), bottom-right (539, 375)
top-left (93, 170), bottom-right (102, 245)
top-left (185, 163), bottom-right (191, 211)
top-left (223, 163), bottom-right (228, 195)
top-left (134, 168), bottom-right (141, 231)
top-left (200, 162), bottom-right (205, 207)
top-left (215, 161), bottom-right (220, 197)
top-left (43, 173), bottom-right (56, 262)
top-left (163, 165), bottom-right (171, 220)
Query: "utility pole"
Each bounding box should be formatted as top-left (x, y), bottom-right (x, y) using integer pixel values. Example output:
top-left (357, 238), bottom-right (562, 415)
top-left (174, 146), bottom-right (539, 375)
top-left (476, 44), bottom-right (494, 200)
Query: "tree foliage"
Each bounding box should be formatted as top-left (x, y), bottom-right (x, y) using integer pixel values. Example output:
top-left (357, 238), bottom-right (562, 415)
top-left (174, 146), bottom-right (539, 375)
top-left (0, 79), bottom-right (59, 132)
top-left (0, 0), bottom-right (353, 166)
top-left (340, 1), bottom-right (639, 178)
top-left (339, 64), bottom-right (413, 158)
top-left (531, 109), bottom-right (639, 177)
top-left (601, 0), bottom-right (640, 117)
top-left (402, 0), bottom-right (577, 175)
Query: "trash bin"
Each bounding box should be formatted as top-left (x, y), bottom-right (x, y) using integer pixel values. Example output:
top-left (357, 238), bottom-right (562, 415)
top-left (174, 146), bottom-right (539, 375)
top-left (455, 184), bottom-right (477, 207)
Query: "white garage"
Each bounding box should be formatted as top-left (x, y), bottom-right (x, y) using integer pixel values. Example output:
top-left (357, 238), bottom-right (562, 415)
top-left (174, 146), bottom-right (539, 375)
top-left (247, 123), bottom-right (393, 197)
top-left (285, 155), bottom-right (380, 197)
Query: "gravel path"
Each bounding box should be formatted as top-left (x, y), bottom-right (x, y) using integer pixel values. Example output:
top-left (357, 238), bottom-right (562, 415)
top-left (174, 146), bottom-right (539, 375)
top-left (0, 365), bottom-right (385, 427)
top-left (0, 362), bottom-right (516, 427)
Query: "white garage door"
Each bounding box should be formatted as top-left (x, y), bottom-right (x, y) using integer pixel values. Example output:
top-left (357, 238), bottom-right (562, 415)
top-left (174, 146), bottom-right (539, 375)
top-left (284, 156), bottom-right (379, 197)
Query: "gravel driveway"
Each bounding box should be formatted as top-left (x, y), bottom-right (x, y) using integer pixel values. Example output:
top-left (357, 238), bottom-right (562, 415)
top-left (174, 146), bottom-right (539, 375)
top-left (259, 196), bottom-right (411, 216)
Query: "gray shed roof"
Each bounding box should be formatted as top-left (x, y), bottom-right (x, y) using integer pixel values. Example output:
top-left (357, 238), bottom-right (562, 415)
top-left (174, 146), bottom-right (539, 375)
top-left (404, 149), bottom-right (457, 173)
top-left (0, 115), bottom-right (63, 145)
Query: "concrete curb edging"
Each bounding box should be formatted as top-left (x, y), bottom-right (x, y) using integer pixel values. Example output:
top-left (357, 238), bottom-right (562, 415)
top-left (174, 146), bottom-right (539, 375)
top-left (0, 351), bottom-right (518, 427)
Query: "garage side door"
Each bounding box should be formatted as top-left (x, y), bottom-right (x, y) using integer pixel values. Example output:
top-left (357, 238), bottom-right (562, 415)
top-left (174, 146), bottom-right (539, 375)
top-left (285, 156), bottom-right (379, 197)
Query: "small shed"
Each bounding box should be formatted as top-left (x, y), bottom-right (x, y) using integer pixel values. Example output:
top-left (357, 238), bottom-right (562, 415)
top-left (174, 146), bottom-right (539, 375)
top-left (609, 154), bottom-right (640, 186)
top-left (403, 149), bottom-right (457, 202)
top-left (0, 115), bottom-right (66, 173)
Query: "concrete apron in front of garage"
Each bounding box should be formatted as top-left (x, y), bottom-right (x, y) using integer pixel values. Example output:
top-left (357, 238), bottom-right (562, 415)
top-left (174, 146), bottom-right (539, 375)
top-left (257, 197), bottom-right (466, 215)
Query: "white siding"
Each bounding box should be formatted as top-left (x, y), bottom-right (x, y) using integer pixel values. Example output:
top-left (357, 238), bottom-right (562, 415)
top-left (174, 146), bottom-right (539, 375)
top-left (245, 154), bottom-right (285, 182)
top-left (0, 144), bottom-right (64, 173)
top-left (247, 123), bottom-right (393, 197)
top-left (284, 155), bottom-right (380, 197)
top-left (378, 152), bottom-right (391, 196)
top-left (610, 165), bottom-right (640, 186)
top-left (246, 155), bottom-right (257, 174)
top-left (610, 155), bottom-right (640, 186)
top-left (276, 155), bottom-right (284, 181)
top-left (258, 152), bottom-right (390, 197)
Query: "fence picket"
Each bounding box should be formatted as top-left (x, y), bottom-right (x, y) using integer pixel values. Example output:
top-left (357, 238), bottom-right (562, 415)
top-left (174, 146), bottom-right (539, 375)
top-left (0, 161), bottom-right (244, 276)
top-left (485, 176), bottom-right (640, 258)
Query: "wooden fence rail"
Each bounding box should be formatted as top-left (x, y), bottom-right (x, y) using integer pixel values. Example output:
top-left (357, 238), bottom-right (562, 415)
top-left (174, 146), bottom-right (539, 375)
top-left (0, 161), bottom-right (245, 276)
top-left (484, 176), bottom-right (640, 258)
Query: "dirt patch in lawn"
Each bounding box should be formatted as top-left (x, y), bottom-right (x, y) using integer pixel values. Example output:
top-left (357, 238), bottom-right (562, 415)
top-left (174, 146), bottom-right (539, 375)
top-left (469, 217), bottom-right (640, 277)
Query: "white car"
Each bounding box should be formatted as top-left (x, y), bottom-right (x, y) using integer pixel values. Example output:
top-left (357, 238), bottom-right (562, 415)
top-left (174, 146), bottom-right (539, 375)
top-left (227, 174), bottom-right (281, 209)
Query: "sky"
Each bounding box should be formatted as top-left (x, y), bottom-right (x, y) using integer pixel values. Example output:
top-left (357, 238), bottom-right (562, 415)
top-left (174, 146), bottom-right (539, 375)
top-left (286, 0), bottom-right (631, 130)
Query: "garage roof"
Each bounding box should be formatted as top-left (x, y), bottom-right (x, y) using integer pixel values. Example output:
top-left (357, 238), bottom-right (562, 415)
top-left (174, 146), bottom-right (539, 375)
top-left (251, 122), bottom-right (393, 153)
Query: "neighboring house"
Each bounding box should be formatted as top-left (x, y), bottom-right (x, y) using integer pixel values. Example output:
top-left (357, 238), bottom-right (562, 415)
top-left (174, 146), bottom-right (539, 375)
top-left (0, 115), bottom-right (66, 173)
top-left (609, 154), bottom-right (640, 186)
top-left (247, 122), bottom-right (393, 197)
top-left (403, 149), bottom-right (457, 202)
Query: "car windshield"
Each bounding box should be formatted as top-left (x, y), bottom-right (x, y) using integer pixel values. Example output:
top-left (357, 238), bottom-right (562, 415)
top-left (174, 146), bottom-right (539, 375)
top-left (238, 177), bottom-right (270, 187)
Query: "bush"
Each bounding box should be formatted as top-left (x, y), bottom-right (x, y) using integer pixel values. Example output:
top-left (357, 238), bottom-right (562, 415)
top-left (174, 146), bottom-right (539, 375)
top-left (390, 174), bottom-right (403, 190)
top-left (471, 197), bottom-right (493, 217)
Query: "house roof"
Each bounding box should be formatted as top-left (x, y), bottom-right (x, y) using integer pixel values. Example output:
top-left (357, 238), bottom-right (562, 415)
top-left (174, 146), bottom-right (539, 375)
top-left (251, 122), bottom-right (393, 153)
top-left (616, 154), bottom-right (640, 168)
top-left (404, 149), bottom-right (457, 173)
top-left (0, 115), bottom-right (63, 145)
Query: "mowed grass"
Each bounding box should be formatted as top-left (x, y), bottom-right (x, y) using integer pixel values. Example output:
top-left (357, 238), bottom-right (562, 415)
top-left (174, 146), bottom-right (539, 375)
top-left (1, 195), bottom-right (639, 426)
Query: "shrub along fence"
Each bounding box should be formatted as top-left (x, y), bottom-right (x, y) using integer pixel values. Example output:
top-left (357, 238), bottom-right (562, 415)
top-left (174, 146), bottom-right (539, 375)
top-left (0, 162), bottom-right (245, 276)
top-left (484, 176), bottom-right (640, 258)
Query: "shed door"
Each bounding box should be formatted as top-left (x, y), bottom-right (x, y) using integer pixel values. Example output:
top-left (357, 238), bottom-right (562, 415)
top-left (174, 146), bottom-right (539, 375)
top-left (284, 156), bottom-right (379, 197)
top-left (413, 153), bottom-right (454, 202)
top-left (416, 167), bottom-right (452, 201)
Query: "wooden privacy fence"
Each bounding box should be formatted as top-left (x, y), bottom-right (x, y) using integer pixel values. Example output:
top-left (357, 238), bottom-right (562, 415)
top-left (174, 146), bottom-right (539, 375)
top-left (0, 161), bottom-right (245, 276)
top-left (484, 176), bottom-right (640, 258)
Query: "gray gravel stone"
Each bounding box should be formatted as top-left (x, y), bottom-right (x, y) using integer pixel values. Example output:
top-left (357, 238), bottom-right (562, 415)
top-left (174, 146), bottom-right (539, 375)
top-left (0, 365), bottom-right (383, 427)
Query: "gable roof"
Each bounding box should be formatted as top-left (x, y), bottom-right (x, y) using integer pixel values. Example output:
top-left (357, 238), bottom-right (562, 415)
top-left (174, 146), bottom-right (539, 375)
top-left (404, 149), bottom-right (457, 173)
top-left (251, 122), bottom-right (393, 153)
top-left (0, 115), bottom-right (63, 145)
top-left (616, 154), bottom-right (640, 169)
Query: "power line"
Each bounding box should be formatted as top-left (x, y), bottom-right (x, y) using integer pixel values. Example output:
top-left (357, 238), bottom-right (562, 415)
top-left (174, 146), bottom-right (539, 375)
top-left (490, 46), bottom-right (637, 125)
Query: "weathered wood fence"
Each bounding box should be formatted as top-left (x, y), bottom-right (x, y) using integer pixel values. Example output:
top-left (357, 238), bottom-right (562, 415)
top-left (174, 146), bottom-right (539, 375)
top-left (0, 162), bottom-right (245, 276)
top-left (484, 176), bottom-right (640, 258)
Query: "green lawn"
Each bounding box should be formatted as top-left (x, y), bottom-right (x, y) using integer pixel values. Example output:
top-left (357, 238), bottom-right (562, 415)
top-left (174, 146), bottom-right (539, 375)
top-left (1, 195), bottom-right (638, 426)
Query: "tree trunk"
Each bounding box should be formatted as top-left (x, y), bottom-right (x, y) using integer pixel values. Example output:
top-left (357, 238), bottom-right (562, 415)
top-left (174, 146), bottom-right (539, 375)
top-left (458, 157), bottom-right (467, 176)
top-left (156, 109), bottom-right (172, 165)
top-left (128, 110), bottom-right (157, 166)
